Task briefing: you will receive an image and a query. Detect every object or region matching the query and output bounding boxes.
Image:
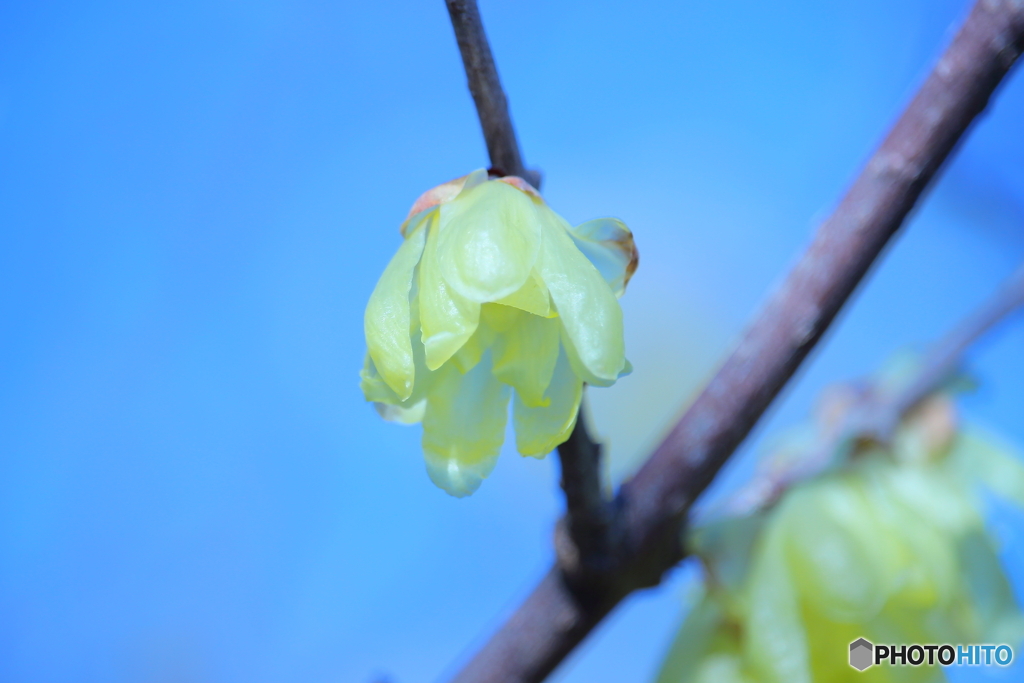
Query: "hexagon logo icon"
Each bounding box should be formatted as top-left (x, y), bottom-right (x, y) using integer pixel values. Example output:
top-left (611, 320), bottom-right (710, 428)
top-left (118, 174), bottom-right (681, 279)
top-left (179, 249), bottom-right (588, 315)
top-left (850, 638), bottom-right (874, 671)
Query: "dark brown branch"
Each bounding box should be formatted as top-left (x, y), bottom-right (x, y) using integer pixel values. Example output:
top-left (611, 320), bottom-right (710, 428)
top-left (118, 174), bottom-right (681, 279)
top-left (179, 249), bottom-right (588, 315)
top-left (449, 2), bottom-right (1024, 681)
top-left (444, 0), bottom-right (538, 186)
top-left (445, 0), bottom-right (610, 570)
top-left (555, 397), bottom-right (617, 583)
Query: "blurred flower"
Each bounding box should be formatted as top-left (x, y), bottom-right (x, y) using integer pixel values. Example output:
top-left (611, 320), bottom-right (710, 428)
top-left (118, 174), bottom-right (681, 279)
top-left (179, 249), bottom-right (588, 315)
top-left (659, 384), bottom-right (1024, 683)
top-left (360, 170), bottom-right (637, 497)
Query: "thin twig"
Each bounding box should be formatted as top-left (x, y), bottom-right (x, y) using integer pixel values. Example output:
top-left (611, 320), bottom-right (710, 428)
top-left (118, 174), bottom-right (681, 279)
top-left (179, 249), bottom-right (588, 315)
top-left (879, 261), bottom-right (1024, 433)
top-left (449, 2), bottom-right (1024, 681)
top-left (708, 261), bottom-right (1024, 520)
top-left (444, 0), bottom-right (538, 186)
top-left (445, 0), bottom-right (610, 573)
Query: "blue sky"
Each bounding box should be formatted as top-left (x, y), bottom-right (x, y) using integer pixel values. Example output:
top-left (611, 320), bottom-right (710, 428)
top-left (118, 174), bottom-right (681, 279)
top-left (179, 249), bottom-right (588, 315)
top-left (2, 1), bottom-right (1024, 681)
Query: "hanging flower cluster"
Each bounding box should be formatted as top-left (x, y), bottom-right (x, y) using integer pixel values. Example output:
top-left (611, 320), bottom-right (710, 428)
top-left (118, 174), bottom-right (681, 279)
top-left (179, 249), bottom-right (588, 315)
top-left (658, 380), bottom-right (1024, 683)
top-left (360, 170), bottom-right (637, 497)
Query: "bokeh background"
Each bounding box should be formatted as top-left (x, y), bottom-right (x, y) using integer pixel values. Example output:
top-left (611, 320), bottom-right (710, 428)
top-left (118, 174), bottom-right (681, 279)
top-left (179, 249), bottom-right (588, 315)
top-left (3, 0), bottom-right (1024, 681)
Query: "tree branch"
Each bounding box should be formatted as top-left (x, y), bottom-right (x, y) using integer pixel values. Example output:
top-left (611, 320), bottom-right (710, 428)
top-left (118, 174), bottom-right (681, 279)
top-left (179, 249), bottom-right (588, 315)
top-left (878, 261), bottom-right (1024, 433)
top-left (555, 397), bottom-right (617, 583)
top-left (445, 0), bottom-right (611, 572)
top-left (444, 0), bottom-right (538, 186)
top-left (706, 260), bottom-right (1024, 520)
top-left (449, 2), bottom-right (1024, 681)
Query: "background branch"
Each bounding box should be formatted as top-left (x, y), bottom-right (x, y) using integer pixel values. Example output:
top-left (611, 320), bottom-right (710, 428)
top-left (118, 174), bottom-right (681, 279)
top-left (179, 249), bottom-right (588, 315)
top-left (448, 2), bottom-right (1024, 682)
top-left (708, 260), bottom-right (1024, 520)
top-left (878, 261), bottom-right (1024, 433)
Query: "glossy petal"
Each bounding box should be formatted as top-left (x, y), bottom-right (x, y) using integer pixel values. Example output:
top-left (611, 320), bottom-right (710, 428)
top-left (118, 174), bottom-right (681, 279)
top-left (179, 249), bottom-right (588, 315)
top-left (492, 313), bottom-right (561, 407)
top-left (437, 180), bottom-right (541, 303)
top-left (569, 217), bottom-right (639, 296)
top-left (536, 209), bottom-right (625, 384)
top-left (560, 324), bottom-right (630, 388)
top-left (418, 213), bottom-right (481, 370)
top-left (513, 348), bottom-right (582, 457)
top-left (495, 270), bottom-right (552, 317)
top-left (359, 309), bottom-right (437, 424)
top-left (422, 352), bottom-right (511, 497)
top-left (364, 220), bottom-right (427, 400)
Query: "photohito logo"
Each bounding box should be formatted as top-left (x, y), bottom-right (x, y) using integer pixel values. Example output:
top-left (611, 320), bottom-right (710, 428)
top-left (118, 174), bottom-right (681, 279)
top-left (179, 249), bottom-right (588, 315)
top-left (849, 638), bottom-right (1013, 671)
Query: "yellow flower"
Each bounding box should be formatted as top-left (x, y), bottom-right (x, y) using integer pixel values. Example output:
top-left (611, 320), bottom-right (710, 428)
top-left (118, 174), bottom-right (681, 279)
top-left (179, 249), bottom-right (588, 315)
top-left (360, 169), bottom-right (637, 497)
top-left (659, 392), bottom-right (1024, 683)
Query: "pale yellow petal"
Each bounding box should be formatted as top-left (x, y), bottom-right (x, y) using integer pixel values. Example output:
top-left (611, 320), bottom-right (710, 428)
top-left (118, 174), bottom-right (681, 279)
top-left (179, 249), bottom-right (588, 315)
top-left (560, 325), bottom-right (629, 388)
top-left (364, 220), bottom-right (427, 400)
top-left (656, 594), bottom-right (749, 683)
top-left (437, 180), bottom-right (541, 303)
top-left (359, 352), bottom-right (401, 405)
top-left (400, 168), bottom-right (487, 236)
top-left (947, 427), bottom-right (1024, 506)
top-left (418, 213), bottom-right (481, 370)
top-left (957, 531), bottom-right (1024, 644)
top-left (422, 352), bottom-right (511, 497)
top-left (536, 208), bottom-right (625, 384)
top-left (359, 307), bottom-right (437, 423)
top-left (882, 496), bottom-right (957, 610)
top-left (451, 315), bottom-right (497, 374)
top-left (779, 480), bottom-right (897, 624)
top-left (374, 399), bottom-right (426, 425)
top-left (455, 167), bottom-right (489, 196)
top-left (495, 270), bottom-right (552, 317)
top-left (480, 302), bottom-right (522, 333)
top-left (744, 526), bottom-right (812, 683)
top-left (568, 217), bottom-right (639, 296)
top-left (879, 465), bottom-right (979, 535)
top-left (513, 349), bottom-right (583, 457)
top-left (493, 314), bottom-right (561, 407)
